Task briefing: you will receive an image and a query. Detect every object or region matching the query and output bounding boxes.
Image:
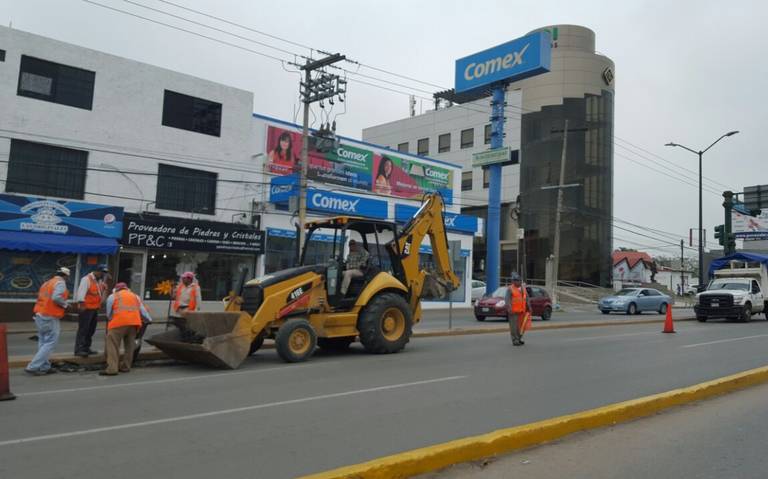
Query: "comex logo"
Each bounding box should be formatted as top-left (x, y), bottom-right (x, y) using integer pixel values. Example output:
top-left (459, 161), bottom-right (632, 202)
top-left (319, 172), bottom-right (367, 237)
top-left (20, 200), bottom-right (70, 234)
top-left (463, 43), bottom-right (530, 82)
top-left (311, 192), bottom-right (360, 213)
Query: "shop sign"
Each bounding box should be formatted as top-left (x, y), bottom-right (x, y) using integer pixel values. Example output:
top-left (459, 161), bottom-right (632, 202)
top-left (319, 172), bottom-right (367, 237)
top-left (732, 210), bottom-right (768, 240)
top-left (307, 189), bottom-right (388, 219)
top-left (418, 244), bottom-right (470, 257)
top-left (0, 193), bottom-right (123, 238)
top-left (269, 173), bottom-right (298, 203)
top-left (472, 147), bottom-right (510, 167)
top-left (122, 213), bottom-right (264, 254)
top-left (455, 31), bottom-right (551, 93)
top-left (267, 228), bottom-right (337, 243)
top-left (395, 204), bottom-right (478, 235)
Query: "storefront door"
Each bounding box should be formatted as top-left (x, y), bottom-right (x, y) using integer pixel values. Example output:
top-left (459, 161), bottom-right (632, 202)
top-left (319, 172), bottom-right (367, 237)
top-left (117, 250), bottom-right (147, 298)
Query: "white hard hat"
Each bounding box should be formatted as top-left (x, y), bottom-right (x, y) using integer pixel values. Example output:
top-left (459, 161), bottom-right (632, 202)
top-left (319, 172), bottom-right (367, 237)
top-left (57, 267), bottom-right (71, 276)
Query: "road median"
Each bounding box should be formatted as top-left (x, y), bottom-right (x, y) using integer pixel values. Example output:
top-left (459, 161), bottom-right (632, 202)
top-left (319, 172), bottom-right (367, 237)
top-left (299, 364), bottom-right (768, 479)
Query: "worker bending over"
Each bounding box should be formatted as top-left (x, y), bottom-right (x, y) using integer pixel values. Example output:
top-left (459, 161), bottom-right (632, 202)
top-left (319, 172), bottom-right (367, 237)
top-left (100, 283), bottom-right (152, 376)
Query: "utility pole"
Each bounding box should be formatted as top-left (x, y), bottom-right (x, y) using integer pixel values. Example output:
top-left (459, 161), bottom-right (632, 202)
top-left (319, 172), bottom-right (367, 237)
top-left (545, 121), bottom-right (587, 306)
top-left (297, 53), bottom-right (346, 253)
top-left (680, 239), bottom-right (685, 294)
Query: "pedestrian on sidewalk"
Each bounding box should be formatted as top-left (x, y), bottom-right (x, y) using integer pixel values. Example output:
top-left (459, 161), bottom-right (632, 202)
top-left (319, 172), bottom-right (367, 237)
top-left (170, 272), bottom-right (201, 322)
top-left (505, 273), bottom-right (532, 347)
top-left (25, 267), bottom-right (71, 376)
top-left (74, 264), bottom-right (109, 357)
top-left (100, 283), bottom-right (152, 376)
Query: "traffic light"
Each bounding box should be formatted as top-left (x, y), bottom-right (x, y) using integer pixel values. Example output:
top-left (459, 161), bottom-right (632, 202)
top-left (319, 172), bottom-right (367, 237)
top-left (714, 224), bottom-right (725, 246)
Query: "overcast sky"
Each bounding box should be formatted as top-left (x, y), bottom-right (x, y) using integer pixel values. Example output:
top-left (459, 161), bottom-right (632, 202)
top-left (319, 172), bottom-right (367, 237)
top-left (2, 0), bottom-right (765, 258)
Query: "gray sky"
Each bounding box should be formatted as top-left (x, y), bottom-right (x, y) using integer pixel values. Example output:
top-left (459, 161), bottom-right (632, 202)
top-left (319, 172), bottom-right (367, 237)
top-left (2, 0), bottom-right (766, 258)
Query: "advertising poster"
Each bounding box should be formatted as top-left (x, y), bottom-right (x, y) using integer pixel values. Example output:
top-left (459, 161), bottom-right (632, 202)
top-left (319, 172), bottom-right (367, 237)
top-left (732, 211), bottom-right (768, 240)
top-left (265, 126), bottom-right (373, 190)
top-left (372, 153), bottom-right (453, 203)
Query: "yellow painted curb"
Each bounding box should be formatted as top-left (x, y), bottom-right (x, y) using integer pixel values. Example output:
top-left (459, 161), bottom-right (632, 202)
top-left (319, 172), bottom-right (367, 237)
top-left (299, 365), bottom-right (768, 479)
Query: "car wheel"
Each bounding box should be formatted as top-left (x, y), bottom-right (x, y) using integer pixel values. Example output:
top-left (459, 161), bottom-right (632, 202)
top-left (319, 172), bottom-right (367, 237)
top-left (658, 303), bottom-right (668, 315)
top-left (740, 303), bottom-right (752, 323)
top-left (474, 314), bottom-right (486, 321)
top-left (541, 306), bottom-right (552, 321)
top-left (697, 315), bottom-right (707, 322)
top-left (601, 310), bottom-right (610, 315)
top-left (626, 303), bottom-right (637, 315)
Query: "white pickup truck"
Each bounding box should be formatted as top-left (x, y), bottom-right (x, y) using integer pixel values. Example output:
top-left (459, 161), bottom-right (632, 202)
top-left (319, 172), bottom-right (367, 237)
top-left (695, 259), bottom-right (768, 322)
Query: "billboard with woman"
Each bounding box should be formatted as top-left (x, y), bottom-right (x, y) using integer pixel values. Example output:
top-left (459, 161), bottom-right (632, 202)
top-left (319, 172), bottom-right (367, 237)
top-left (372, 153), bottom-right (453, 203)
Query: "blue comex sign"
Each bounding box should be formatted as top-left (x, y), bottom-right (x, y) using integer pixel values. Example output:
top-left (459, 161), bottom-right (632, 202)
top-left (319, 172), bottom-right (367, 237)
top-left (395, 204), bottom-right (478, 235)
top-left (455, 31), bottom-right (551, 93)
top-left (0, 194), bottom-right (123, 238)
top-left (269, 174), bottom-right (298, 203)
top-left (308, 189), bottom-right (388, 219)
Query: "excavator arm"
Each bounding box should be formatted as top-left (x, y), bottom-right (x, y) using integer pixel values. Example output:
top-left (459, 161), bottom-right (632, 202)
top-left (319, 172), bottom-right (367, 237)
top-left (396, 193), bottom-right (462, 314)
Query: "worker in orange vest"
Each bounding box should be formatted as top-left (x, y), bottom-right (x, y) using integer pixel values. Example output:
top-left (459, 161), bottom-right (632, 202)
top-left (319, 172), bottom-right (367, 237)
top-left (74, 264), bottom-right (109, 357)
top-left (171, 272), bottom-right (201, 320)
top-left (505, 273), bottom-right (532, 346)
top-left (26, 267), bottom-right (71, 376)
top-left (100, 283), bottom-right (152, 376)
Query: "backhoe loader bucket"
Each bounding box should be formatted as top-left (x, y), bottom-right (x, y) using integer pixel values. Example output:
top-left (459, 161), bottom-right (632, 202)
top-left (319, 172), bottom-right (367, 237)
top-left (146, 311), bottom-right (254, 369)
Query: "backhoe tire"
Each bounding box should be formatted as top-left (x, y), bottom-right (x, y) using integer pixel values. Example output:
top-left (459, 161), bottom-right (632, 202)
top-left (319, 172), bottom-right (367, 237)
top-left (275, 319), bottom-right (316, 363)
top-left (358, 293), bottom-right (413, 354)
top-left (317, 336), bottom-right (355, 352)
top-left (248, 331), bottom-right (267, 356)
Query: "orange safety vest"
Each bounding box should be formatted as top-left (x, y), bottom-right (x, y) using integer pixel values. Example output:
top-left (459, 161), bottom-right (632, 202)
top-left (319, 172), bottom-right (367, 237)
top-left (109, 289), bottom-right (143, 330)
top-left (172, 283), bottom-right (198, 313)
top-left (508, 285), bottom-right (528, 314)
top-left (33, 277), bottom-right (69, 319)
top-left (82, 274), bottom-right (103, 310)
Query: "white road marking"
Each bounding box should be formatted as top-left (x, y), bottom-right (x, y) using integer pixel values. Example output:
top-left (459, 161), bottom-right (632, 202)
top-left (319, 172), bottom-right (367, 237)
top-left (565, 331), bottom-right (659, 342)
top-left (16, 361), bottom-right (340, 397)
top-left (682, 334), bottom-right (768, 348)
top-left (0, 375), bottom-right (465, 447)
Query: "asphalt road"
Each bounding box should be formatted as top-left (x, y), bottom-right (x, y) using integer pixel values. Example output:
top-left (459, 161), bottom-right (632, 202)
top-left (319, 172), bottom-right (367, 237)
top-left (423, 382), bottom-right (768, 479)
top-left (2, 320), bottom-right (768, 478)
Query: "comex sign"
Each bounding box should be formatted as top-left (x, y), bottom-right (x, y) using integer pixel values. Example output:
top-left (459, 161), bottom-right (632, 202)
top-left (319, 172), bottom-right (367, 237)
top-left (307, 189), bottom-right (388, 219)
top-left (455, 31), bottom-right (551, 93)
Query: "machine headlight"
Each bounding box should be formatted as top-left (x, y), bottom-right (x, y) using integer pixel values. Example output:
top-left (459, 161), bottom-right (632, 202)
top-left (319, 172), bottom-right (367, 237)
top-left (496, 300), bottom-right (506, 308)
top-left (733, 295), bottom-right (747, 305)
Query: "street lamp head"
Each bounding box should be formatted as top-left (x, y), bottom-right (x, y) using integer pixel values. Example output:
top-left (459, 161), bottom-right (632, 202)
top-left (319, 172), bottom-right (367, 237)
top-left (664, 142), bottom-right (677, 147)
top-left (726, 130), bottom-right (739, 137)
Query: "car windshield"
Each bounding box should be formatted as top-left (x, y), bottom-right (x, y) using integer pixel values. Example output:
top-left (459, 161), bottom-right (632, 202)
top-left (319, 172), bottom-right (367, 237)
top-left (708, 282), bottom-right (749, 291)
top-left (614, 289), bottom-right (638, 296)
top-left (492, 287), bottom-right (507, 298)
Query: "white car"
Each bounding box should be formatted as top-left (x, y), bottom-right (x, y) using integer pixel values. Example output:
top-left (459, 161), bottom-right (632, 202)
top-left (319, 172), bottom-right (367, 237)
top-left (471, 280), bottom-right (486, 304)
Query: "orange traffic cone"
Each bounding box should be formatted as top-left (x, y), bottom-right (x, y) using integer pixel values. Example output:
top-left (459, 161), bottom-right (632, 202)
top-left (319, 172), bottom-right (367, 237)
top-left (662, 305), bottom-right (675, 334)
top-left (0, 324), bottom-right (16, 401)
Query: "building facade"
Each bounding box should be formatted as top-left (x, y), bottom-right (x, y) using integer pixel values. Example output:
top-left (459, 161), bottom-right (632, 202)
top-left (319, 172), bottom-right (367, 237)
top-left (0, 26), bottom-right (476, 320)
top-left (363, 24), bottom-right (615, 286)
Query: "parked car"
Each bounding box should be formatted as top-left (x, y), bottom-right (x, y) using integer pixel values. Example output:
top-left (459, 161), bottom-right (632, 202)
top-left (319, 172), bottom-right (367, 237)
top-left (471, 280), bottom-right (486, 304)
top-left (474, 286), bottom-right (553, 321)
top-left (598, 288), bottom-right (671, 315)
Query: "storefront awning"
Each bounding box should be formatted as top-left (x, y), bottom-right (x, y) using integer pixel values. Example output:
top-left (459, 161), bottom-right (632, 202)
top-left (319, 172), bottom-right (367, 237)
top-left (0, 231), bottom-right (119, 254)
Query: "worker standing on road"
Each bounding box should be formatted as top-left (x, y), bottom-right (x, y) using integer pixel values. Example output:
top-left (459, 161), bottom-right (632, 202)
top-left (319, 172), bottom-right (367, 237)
top-left (100, 283), bottom-right (152, 376)
top-left (25, 267), bottom-right (71, 376)
top-left (506, 273), bottom-right (531, 347)
top-left (171, 272), bottom-right (201, 320)
top-left (74, 264), bottom-right (109, 357)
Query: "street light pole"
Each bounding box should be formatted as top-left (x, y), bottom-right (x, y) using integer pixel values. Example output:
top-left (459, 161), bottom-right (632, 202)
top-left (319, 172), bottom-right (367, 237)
top-left (666, 130), bottom-right (738, 289)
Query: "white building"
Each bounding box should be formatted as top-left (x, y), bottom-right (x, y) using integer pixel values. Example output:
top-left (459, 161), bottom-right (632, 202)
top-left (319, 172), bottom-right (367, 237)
top-left (0, 26), bottom-right (476, 320)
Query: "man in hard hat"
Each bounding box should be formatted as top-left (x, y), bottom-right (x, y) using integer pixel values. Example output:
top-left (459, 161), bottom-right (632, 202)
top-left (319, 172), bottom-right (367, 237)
top-left (100, 283), bottom-right (152, 376)
top-left (74, 264), bottom-right (109, 357)
top-left (25, 267), bottom-right (71, 376)
top-left (171, 272), bottom-right (201, 320)
top-left (505, 273), bottom-right (532, 347)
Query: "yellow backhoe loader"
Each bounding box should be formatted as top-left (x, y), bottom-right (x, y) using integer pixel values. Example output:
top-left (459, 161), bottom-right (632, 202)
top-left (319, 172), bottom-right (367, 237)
top-left (146, 192), bottom-right (461, 368)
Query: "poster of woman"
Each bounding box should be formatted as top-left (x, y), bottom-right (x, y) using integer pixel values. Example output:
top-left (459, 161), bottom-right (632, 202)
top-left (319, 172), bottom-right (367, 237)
top-left (266, 129), bottom-right (300, 175)
top-left (371, 153), bottom-right (453, 202)
top-left (374, 155), bottom-right (394, 195)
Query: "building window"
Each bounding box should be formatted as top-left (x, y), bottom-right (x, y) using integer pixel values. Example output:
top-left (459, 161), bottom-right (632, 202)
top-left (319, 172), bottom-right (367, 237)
top-left (417, 138), bottom-right (429, 156)
top-left (0, 50), bottom-right (5, 62)
top-left (461, 171), bottom-right (473, 191)
top-left (162, 90), bottom-right (222, 137)
top-left (460, 128), bottom-right (474, 149)
top-left (397, 142), bottom-right (409, 153)
top-left (438, 133), bottom-right (451, 153)
top-left (17, 56), bottom-right (95, 110)
top-left (156, 164), bottom-right (217, 214)
top-left (483, 168), bottom-right (490, 188)
top-left (484, 124), bottom-right (492, 144)
top-left (6, 139), bottom-right (87, 199)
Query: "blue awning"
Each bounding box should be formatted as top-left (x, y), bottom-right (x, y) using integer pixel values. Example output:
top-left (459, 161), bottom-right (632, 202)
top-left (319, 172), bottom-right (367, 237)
top-left (0, 231), bottom-right (119, 254)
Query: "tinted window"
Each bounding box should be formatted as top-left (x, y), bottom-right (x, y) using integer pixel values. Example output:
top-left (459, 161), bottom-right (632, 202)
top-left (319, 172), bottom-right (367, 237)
top-left (397, 142), bottom-right (409, 153)
top-left (484, 124), bottom-right (492, 144)
top-left (0, 50), bottom-right (5, 62)
top-left (460, 128), bottom-right (474, 149)
top-left (461, 171), bottom-right (472, 191)
top-left (483, 168), bottom-right (489, 188)
top-left (18, 56), bottom-right (95, 110)
top-left (6, 139), bottom-right (87, 199)
top-left (438, 133), bottom-right (451, 153)
top-left (156, 164), bottom-right (217, 214)
top-left (162, 90), bottom-right (222, 137)
top-left (647, 290), bottom-right (661, 296)
top-left (417, 138), bottom-right (429, 156)
top-left (752, 281), bottom-right (761, 293)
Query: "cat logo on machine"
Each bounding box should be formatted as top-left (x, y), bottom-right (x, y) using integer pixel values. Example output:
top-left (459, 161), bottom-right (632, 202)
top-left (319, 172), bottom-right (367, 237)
top-left (402, 235), bottom-right (413, 258)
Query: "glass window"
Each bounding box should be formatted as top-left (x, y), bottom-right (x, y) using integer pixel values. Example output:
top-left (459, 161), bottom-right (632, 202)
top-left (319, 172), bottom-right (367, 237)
top-left (419, 252), bottom-right (466, 302)
top-left (156, 164), bottom-right (217, 214)
top-left (0, 49), bottom-right (5, 62)
top-left (752, 281), bottom-right (761, 293)
top-left (17, 55), bottom-right (95, 110)
top-left (483, 168), bottom-right (490, 188)
top-left (438, 133), bottom-right (451, 153)
top-left (6, 139), bottom-right (87, 199)
top-left (265, 234), bottom-right (297, 273)
top-left (162, 90), bottom-right (222, 137)
top-left (144, 250), bottom-right (254, 301)
top-left (0, 252), bottom-right (77, 298)
top-left (397, 142), bottom-right (409, 153)
top-left (484, 124), bottom-right (492, 145)
top-left (417, 138), bottom-right (429, 156)
top-left (461, 171), bottom-right (472, 191)
top-left (460, 128), bottom-right (474, 149)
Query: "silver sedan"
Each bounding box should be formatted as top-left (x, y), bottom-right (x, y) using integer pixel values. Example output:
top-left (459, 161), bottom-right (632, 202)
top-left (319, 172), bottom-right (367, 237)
top-left (598, 288), bottom-right (672, 315)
